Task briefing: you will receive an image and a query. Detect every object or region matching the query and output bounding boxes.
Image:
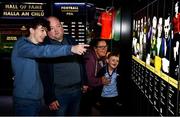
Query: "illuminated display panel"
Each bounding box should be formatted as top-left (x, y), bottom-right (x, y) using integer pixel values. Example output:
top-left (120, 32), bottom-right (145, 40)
top-left (53, 2), bottom-right (86, 44)
top-left (0, 2), bottom-right (48, 53)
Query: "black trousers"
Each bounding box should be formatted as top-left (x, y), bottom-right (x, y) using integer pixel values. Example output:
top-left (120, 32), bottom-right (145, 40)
top-left (80, 87), bottom-right (102, 115)
top-left (100, 96), bottom-right (119, 115)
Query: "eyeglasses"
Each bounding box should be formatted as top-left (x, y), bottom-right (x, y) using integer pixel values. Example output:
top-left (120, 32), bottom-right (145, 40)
top-left (96, 46), bottom-right (108, 49)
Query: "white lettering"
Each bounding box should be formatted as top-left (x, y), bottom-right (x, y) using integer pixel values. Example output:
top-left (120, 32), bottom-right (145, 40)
top-left (21, 12), bottom-right (29, 16)
top-left (20, 5), bottom-right (27, 9)
top-left (31, 12), bottom-right (44, 16)
top-left (3, 11), bottom-right (20, 16)
top-left (28, 5), bottom-right (42, 9)
top-left (5, 4), bottom-right (18, 9)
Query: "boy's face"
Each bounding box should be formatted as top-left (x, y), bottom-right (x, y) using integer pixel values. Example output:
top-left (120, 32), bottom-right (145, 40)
top-left (107, 56), bottom-right (119, 69)
top-left (30, 25), bottom-right (47, 43)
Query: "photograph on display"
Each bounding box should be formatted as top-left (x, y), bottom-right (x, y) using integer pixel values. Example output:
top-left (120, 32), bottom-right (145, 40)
top-left (170, 0), bottom-right (180, 80)
top-left (132, 15), bottom-right (140, 59)
top-left (132, 0), bottom-right (178, 77)
top-left (132, 0), bottom-right (180, 116)
top-left (132, 8), bottom-right (148, 61)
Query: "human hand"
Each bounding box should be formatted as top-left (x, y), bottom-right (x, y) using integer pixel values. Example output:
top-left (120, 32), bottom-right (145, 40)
top-left (71, 44), bottom-right (89, 55)
top-left (82, 85), bottom-right (88, 93)
top-left (101, 76), bottom-right (111, 85)
top-left (49, 100), bottom-right (60, 111)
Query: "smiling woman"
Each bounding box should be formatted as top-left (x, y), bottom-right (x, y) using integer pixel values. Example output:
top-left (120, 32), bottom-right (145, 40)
top-left (81, 39), bottom-right (109, 115)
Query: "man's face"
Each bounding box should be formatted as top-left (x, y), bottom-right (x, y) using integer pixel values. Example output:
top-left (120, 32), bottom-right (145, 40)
top-left (30, 25), bottom-right (47, 43)
top-left (164, 18), bottom-right (170, 39)
top-left (175, 2), bottom-right (179, 13)
top-left (152, 16), bottom-right (157, 36)
top-left (157, 18), bottom-right (163, 37)
top-left (141, 18), bottom-right (143, 32)
top-left (94, 41), bottom-right (108, 59)
top-left (48, 18), bottom-right (64, 41)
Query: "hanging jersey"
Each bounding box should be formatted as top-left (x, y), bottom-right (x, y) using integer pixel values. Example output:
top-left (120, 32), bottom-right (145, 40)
top-left (172, 13), bottom-right (180, 34)
top-left (98, 11), bottom-right (113, 39)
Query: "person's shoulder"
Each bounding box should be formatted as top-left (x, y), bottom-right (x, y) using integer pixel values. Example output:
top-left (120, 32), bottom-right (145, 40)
top-left (18, 36), bottom-right (26, 40)
top-left (43, 37), bottom-right (52, 44)
top-left (64, 34), bottom-right (72, 38)
top-left (64, 35), bottom-right (77, 44)
top-left (84, 49), bottom-right (95, 58)
top-left (13, 36), bottom-right (29, 49)
top-left (101, 65), bottom-right (107, 71)
top-left (15, 36), bottom-right (27, 44)
top-left (96, 65), bottom-right (106, 77)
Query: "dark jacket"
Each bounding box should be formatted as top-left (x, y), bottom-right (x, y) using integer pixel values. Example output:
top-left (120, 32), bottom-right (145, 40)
top-left (38, 35), bottom-right (87, 105)
top-left (83, 49), bottom-right (106, 88)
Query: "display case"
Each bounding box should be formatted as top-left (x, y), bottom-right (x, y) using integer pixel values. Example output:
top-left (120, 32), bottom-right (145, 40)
top-left (132, 0), bottom-right (180, 116)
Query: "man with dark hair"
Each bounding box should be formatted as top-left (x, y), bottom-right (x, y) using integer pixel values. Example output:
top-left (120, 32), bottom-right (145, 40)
top-left (11, 17), bottom-right (89, 116)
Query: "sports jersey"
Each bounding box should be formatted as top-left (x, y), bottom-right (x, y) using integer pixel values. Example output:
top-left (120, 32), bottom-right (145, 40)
top-left (172, 13), bottom-right (180, 34)
top-left (98, 9), bottom-right (114, 39)
top-left (96, 65), bottom-right (119, 98)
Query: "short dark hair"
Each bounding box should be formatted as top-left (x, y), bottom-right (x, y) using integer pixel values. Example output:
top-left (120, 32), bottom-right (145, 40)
top-left (107, 51), bottom-right (120, 59)
top-left (27, 17), bottom-right (50, 31)
top-left (90, 39), bottom-right (107, 47)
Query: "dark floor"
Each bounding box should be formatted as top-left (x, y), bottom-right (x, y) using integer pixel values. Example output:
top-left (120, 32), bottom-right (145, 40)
top-left (0, 96), bottom-right (51, 116)
top-left (0, 96), bottom-right (121, 116)
top-left (0, 79), bottom-right (152, 116)
top-left (0, 96), bottom-right (13, 116)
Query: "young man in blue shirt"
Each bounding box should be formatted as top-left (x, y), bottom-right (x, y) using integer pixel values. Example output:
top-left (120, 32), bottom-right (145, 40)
top-left (11, 17), bottom-right (88, 116)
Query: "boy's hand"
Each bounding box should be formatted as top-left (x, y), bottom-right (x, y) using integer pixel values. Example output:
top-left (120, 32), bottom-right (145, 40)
top-left (82, 85), bottom-right (88, 93)
top-left (101, 76), bottom-right (111, 85)
top-left (49, 100), bottom-right (60, 111)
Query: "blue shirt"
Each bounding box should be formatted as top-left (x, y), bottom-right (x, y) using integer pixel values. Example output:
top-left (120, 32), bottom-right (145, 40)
top-left (97, 66), bottom-right (119, 98)
top-left (11, 36), bottom-right (72, 100)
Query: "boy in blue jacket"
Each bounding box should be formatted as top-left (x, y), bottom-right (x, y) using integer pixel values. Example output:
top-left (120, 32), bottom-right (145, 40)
top-left (11, 17), bottom-right (88, 116)
top-left (96, 52), bottom-right (120, 115)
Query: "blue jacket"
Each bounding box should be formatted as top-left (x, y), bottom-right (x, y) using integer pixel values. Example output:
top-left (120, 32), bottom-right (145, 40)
top-left (11, 36), bottom-right (72, 100)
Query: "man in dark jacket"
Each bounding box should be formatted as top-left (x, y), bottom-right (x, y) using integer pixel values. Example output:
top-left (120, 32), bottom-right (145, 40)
top-left (38, 16), bottom-right (88, 116)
